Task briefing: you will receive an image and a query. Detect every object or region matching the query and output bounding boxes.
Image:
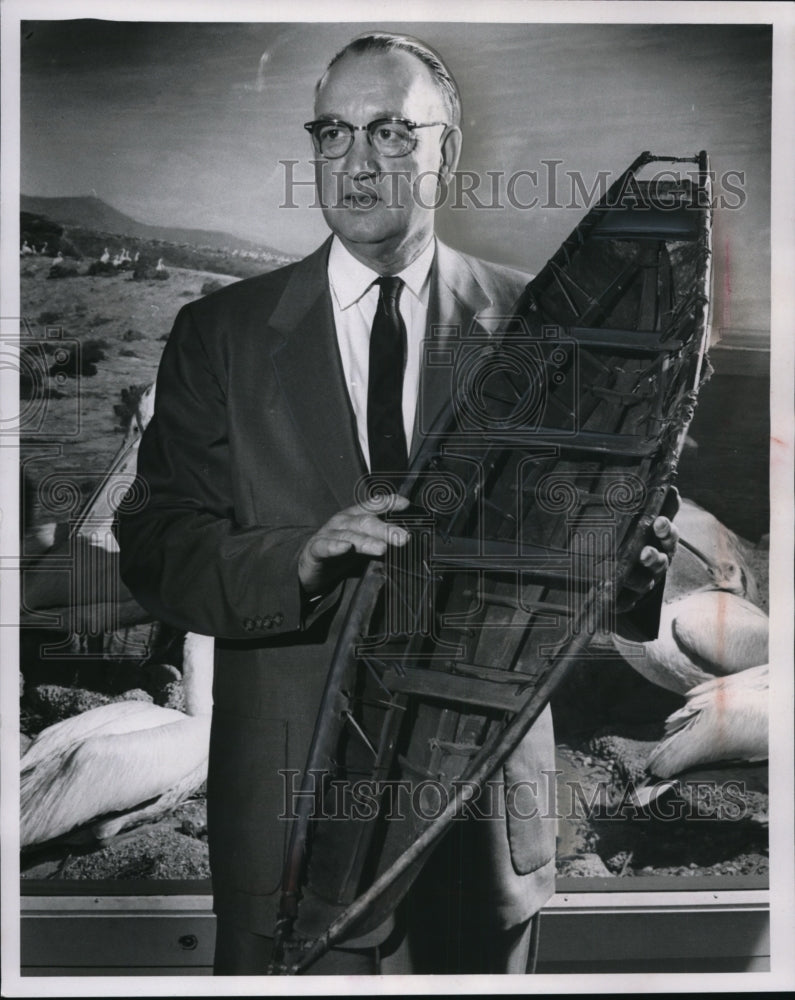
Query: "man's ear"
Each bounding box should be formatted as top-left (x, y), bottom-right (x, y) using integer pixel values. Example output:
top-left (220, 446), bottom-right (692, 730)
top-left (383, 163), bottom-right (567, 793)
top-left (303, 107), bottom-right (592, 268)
top-left (439, 125), bottom-right (462, 183)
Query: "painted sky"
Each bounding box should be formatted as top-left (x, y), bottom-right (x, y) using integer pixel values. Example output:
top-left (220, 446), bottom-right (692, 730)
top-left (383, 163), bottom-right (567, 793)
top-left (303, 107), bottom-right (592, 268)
top-left (21, 20), bottom-right (772, 332)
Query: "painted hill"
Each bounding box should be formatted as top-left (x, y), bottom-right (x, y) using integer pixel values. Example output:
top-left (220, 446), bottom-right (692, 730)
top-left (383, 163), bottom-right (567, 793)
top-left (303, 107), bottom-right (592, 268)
top-left (20, 196), bottom-right (299, 279)
top-left (20, 194), bottom-right (285, 257)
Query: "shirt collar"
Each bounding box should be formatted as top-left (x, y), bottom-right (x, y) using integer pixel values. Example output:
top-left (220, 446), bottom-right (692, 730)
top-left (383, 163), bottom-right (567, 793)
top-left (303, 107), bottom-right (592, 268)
top-left (328, 235), bottom-right (435, 311)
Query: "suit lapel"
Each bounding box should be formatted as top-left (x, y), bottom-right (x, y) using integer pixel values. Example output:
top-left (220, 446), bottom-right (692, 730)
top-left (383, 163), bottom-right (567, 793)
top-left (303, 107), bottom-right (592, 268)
top-left (410, 242), bottom-right (497, 464)
top-left (268, 238), bottom-right (505, 490)
top-left (269, 239), bottom-right (367, 508)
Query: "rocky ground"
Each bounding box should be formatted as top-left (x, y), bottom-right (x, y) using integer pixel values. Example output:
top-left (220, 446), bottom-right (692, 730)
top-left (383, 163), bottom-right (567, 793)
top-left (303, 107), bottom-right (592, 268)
top-left (555, 736), bottom-right (768, 881)
top-left (21, 799), bottom-right (210, 882)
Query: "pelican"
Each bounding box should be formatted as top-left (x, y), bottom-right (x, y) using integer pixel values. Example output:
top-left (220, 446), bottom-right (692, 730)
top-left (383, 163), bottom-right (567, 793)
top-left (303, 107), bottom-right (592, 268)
top-left (21, 383), bottom-right (157, 630)
top-left (20, 631), bottom-right (214, 848)
top-left (663, 498), bottom-right (761, 605)
top-left (646, 663), bottom-right (768, 778)
top-left (100, 247), bottom-right (110, 264)
top-left (612, 497), bottom-right (768, 694)
top-left (612, 590), bottom-right (768, 694)
top-left (20, 376), bottom-right (215, 848)
top-left (153, 258), bottom-right (170, 281)
top-left (677, 537), bottom-right (747, 595)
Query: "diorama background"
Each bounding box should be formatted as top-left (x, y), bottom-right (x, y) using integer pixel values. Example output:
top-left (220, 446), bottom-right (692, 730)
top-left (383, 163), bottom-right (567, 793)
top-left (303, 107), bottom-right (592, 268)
top-left (11, 0), bottom-right (777, 895)
top-left (2, 0), bottom-right (793, 992)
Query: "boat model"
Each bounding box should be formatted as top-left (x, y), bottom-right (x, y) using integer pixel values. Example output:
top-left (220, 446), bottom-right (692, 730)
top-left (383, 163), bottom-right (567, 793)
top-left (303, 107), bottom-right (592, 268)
top-left (272, 151), bottom-right (714, 973)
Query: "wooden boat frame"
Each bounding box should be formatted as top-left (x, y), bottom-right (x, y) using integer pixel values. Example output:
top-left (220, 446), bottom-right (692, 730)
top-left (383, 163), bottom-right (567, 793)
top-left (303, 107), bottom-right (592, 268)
top-left (277, 150), bottom-right (715, 973)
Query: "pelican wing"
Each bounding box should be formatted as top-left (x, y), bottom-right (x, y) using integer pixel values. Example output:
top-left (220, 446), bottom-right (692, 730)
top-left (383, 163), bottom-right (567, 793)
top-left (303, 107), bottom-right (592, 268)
top-left (21, 701), bottom-right (184, 770)
top-left (610, 601), bottom-right (715, 694)
top-left (684, 661), bottom-right (769, 703)
top-left (647, 664), bottom-right (768, 777)
top-left (671, 592), bottom-right (768, 675)
top-left (21, 713), bottom-right (211, 847)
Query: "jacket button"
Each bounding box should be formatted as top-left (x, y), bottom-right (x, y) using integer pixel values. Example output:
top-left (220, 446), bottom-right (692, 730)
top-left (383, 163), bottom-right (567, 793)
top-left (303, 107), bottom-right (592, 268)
top-left (274, 612), bottom-right (284, 626)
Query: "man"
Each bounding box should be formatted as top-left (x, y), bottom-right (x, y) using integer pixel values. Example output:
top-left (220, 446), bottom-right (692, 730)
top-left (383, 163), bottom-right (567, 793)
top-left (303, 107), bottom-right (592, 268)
top-left (118, 32), bottom-right (675, 975)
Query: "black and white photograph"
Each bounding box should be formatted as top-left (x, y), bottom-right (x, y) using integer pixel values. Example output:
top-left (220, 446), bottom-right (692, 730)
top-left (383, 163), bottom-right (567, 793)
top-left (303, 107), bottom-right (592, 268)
top-left (1, 0), bottom-right (793, 992)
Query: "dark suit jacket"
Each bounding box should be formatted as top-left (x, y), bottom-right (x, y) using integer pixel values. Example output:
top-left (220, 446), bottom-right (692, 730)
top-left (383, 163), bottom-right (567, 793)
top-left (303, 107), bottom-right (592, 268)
top-left (118, 237), bottom-right (557, 937)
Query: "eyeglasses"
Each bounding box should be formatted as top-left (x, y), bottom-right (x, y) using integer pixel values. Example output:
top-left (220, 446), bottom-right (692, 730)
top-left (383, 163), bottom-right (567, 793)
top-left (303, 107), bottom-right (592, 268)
top-left (303, 117), bottom-right (448, 159)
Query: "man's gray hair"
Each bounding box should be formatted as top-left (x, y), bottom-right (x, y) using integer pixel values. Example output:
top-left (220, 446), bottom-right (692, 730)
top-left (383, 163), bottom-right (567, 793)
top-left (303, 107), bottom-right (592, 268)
top-left (316, 32), bottom-right (462, 126)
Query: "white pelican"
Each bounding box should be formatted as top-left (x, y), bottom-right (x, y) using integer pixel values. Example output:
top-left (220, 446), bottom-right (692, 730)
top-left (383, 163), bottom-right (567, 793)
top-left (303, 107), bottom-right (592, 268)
top-left (100, 247), bottom-right (110, 264)
top-left (20, 631), bottom-right (214, 848)
top-left (611, 590), bottom-right (768, 695)
top-left (20, 379), bottom-right (217, 850)
top-left (663, 498), bottom-right (761, 605)
top-left (155, 258), bottom-right (165, 271)
top-left (612, 496), bottom-right (768, 694)
top-left (22, 384), bottom-right (156, 630)
top-left (646, 663), bottom-right (768, 778)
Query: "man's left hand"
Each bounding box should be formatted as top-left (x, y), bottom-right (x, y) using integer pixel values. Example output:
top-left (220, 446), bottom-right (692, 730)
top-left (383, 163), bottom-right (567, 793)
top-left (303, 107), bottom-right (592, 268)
top-left (639, 515), bottom-right (679, 582)
top-left (621, 515), bottom-right (679, 601)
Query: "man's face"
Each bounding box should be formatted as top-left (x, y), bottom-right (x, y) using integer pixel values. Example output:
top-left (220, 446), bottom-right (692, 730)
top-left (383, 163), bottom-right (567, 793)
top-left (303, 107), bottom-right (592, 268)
top-left (312, 49), bottom-right (458, 266)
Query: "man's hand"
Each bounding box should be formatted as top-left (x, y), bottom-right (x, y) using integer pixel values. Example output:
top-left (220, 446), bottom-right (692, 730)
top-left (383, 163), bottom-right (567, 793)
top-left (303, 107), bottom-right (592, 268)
top-left (619, 481), bottom-right (681, 605)
top-left (640, 514), bottom-right (679, 579)
top-left (621, 515), bottom-right (680, 603)
top-left (298, 494), bottom-right (411, 596)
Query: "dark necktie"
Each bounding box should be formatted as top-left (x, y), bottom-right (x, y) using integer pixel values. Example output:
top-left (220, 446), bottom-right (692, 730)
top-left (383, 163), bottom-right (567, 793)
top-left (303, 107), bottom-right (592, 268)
top-left (367, 276), bottom-right (409, 476)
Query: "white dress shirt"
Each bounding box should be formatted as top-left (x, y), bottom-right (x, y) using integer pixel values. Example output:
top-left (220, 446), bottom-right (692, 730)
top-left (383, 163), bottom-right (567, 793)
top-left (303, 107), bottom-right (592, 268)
top-left (327, 235), bottom-right (435, 469)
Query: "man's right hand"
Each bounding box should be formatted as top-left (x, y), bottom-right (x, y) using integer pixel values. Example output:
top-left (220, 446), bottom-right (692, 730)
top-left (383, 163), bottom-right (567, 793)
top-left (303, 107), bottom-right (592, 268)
top-left (298, 494), bottom-right (411, 596)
